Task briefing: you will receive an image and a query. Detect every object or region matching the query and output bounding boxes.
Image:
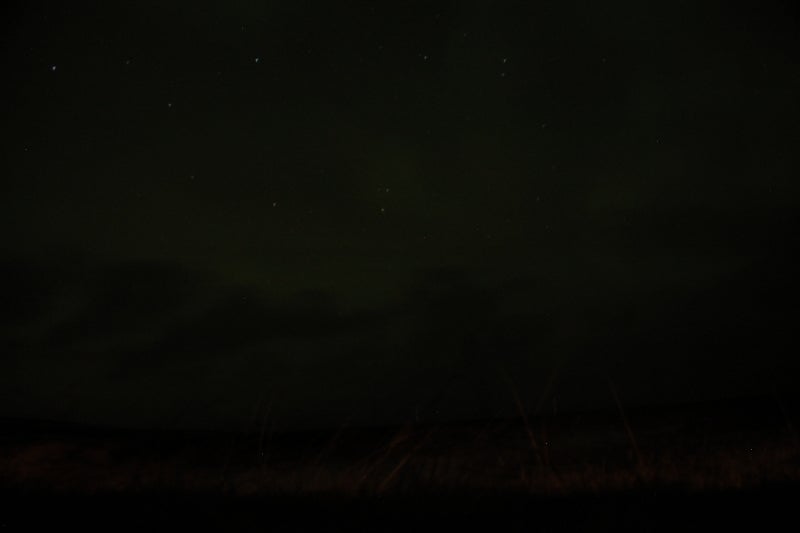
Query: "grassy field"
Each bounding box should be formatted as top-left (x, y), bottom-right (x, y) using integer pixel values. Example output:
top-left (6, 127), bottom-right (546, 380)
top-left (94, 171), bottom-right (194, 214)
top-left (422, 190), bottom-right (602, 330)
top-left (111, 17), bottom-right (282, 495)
top-left (2, 395), bottom-right (798, 531)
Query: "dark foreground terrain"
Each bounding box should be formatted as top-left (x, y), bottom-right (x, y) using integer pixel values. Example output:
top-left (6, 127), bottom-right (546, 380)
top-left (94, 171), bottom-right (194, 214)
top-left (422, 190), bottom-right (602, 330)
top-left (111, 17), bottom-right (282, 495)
top-left (2, 395), bottom-right (799, 531)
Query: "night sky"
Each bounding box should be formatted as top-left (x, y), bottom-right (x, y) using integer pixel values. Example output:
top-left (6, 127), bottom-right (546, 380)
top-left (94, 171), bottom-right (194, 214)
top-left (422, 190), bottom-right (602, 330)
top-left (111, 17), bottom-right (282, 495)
top-left (2, 1), bottom-right (799, 431)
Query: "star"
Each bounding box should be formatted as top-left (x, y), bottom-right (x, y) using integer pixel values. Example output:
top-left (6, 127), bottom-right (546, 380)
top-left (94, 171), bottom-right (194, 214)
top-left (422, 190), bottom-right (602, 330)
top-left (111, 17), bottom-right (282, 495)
top-left (50, 65), bottom-right (57, 72)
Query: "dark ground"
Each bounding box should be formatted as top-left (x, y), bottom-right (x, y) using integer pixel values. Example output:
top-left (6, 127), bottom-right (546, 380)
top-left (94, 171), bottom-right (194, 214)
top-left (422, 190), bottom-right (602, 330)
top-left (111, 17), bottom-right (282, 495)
top-left (2, 394), bottom-right (798, 531)
top-left (3, 486), bottom-right (799, 532)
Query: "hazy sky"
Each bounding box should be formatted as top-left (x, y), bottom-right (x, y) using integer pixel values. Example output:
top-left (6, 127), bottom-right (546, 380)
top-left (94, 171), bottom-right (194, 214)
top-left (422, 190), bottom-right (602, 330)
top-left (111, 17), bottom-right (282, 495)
top-left (2, 1), bottom-right (799, 430)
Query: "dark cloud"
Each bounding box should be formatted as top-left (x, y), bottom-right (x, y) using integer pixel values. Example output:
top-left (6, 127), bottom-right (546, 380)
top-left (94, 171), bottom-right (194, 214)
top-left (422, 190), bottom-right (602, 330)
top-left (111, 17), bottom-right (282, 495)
top-left (2, 228), bottom-right (798, 430)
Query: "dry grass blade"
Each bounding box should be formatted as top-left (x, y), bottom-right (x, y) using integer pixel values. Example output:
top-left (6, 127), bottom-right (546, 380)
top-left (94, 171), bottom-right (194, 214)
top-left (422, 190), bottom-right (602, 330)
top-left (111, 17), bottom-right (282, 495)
top-left (500, 367), bottom-right (543, 467)
top-left (377, 427), bottom-right (437, 493)
top-left (608, 379), bottom-right (645, 476)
